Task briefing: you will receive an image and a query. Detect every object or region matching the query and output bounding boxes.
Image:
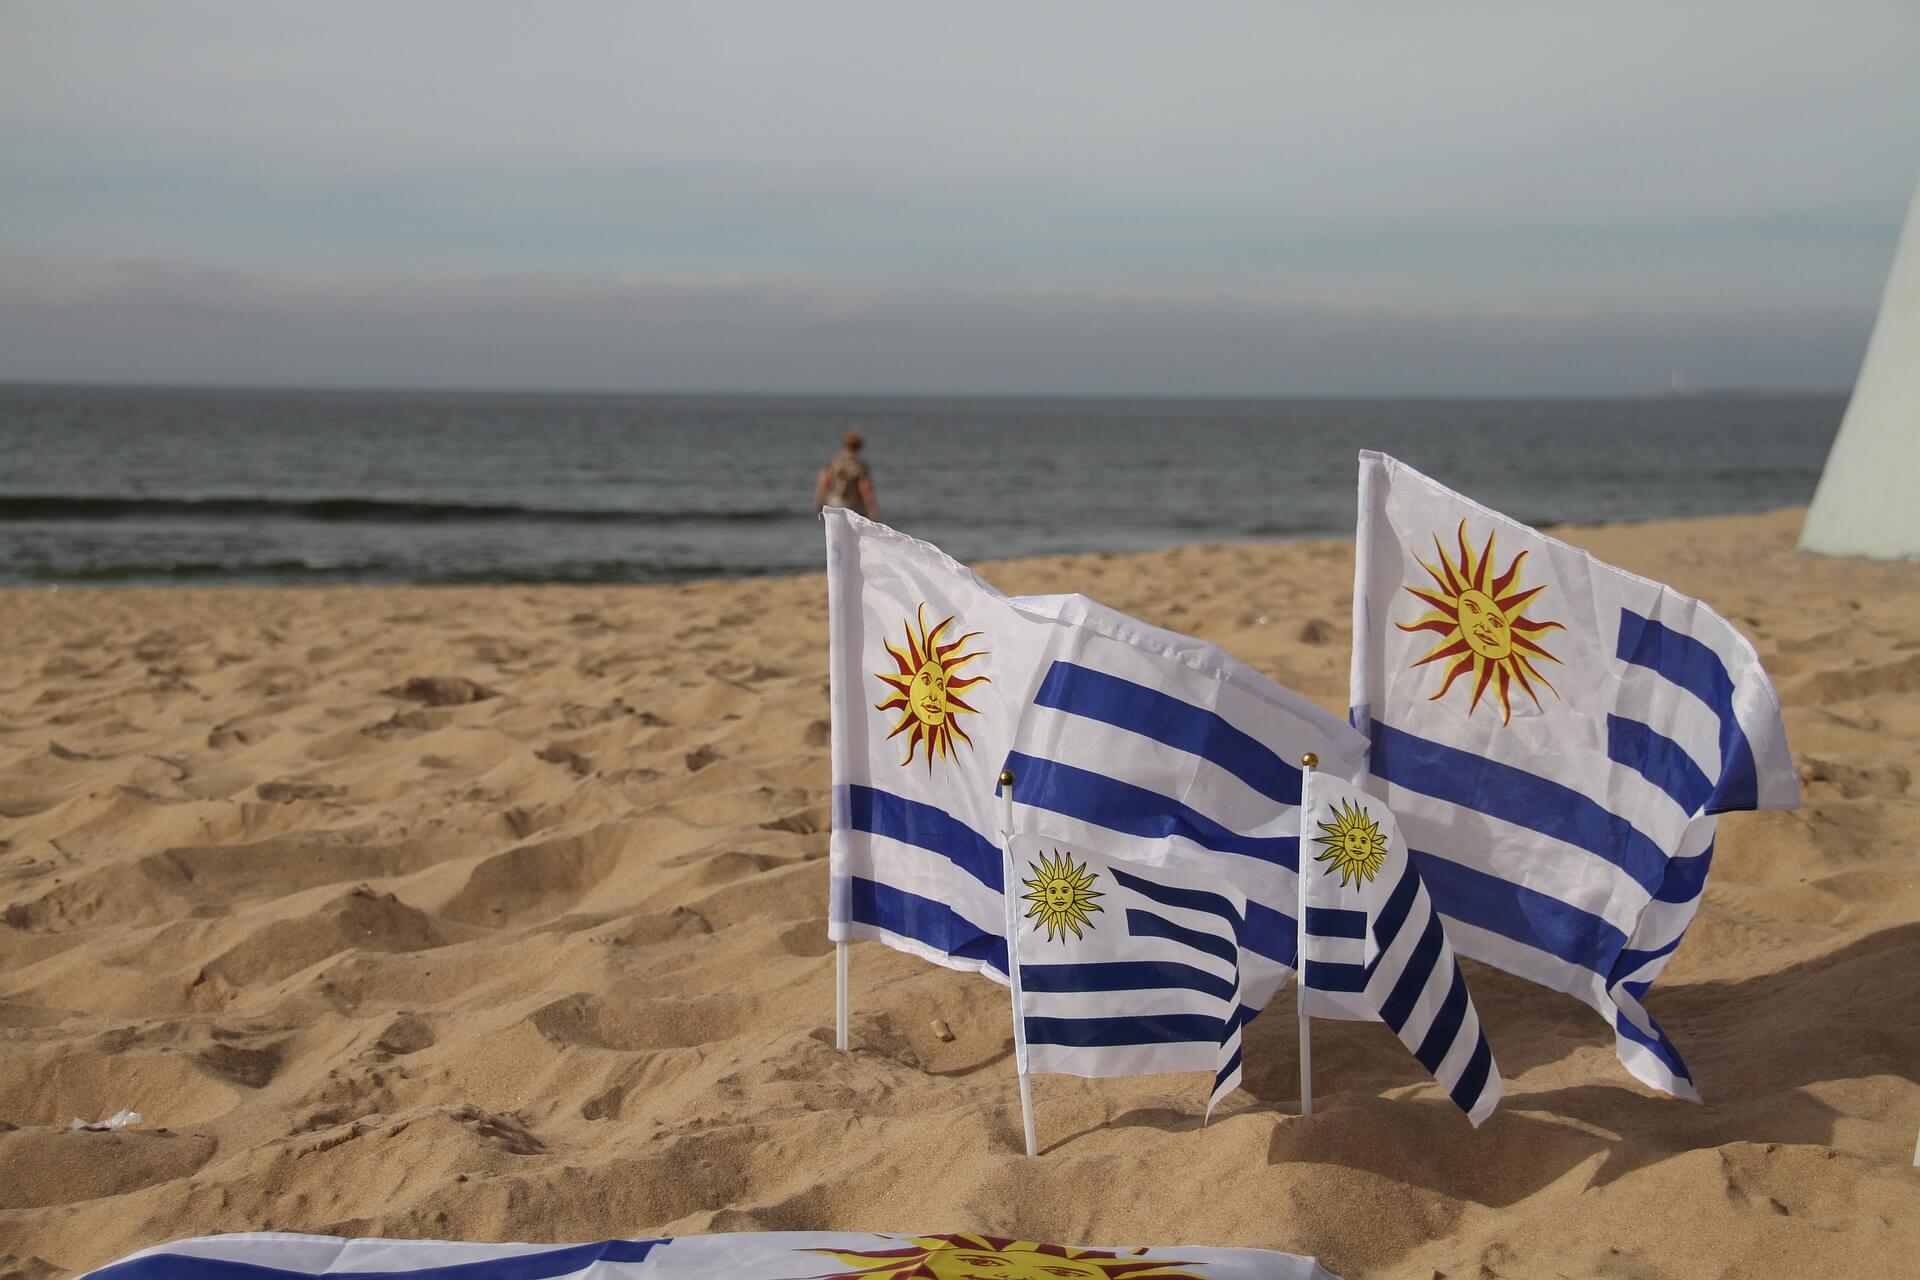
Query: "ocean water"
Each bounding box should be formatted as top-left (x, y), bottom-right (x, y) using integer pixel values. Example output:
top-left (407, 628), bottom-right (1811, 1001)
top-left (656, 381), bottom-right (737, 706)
top-left (0, 384), bottom-right (1844, 587)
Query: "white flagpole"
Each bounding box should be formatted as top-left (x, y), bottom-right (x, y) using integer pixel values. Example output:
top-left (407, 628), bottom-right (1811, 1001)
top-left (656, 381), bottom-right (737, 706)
top-left (999, 767), bottom-right (1038, 1157)
top-left (835, 942), bottom-right (849, 1052)
top-left (1297, 752), bottom-right (1318, 1118)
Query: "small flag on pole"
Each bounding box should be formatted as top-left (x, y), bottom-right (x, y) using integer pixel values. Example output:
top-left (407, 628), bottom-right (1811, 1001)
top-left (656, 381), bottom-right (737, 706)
top-left (1298, 768), bottom-right (1502, 1126)
top-left (1009, 834), bottom-right (1250, 1117)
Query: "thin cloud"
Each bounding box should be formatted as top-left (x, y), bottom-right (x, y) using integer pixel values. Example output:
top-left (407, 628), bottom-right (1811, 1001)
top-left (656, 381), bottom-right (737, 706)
top-left (0, 255), bottom-right (1870, 395)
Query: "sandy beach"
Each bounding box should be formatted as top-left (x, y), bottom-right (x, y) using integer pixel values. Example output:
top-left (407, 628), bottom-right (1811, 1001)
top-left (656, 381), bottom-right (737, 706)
top-left (2, 506), bottom-right (1916, 1279)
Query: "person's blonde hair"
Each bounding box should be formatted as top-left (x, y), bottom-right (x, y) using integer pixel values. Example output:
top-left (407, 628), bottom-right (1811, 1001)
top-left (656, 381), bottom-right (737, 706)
top-left (843, 431), bottom-right (864, 451)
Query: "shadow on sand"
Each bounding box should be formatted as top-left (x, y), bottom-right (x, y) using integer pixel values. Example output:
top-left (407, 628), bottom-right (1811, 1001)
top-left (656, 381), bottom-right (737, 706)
top-left (1221, 922), bottom-right (1920, 1206)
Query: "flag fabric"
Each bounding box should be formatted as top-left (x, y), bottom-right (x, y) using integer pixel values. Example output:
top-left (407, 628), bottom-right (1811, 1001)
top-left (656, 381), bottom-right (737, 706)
top-left (827, 508), bottom-right (1370, 1025)
top-left (83, 1231), bottom-right (1342, 1280)
top-left (1009, 834), bottom-right (1249, 1115)
top-left (1349, 452), bottom-right (1798, 1097)
top-left (1298, 770), bottom-right (1502, 1125)
top-left (1003, 590), bottom-right (1371, 1017)
top-left (825, 508), bottom-right (1058, 980)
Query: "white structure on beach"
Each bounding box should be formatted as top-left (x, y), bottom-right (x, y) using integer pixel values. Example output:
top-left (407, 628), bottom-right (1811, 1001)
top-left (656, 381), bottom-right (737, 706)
top-left (1800, 183), bottom-right (1920, 560)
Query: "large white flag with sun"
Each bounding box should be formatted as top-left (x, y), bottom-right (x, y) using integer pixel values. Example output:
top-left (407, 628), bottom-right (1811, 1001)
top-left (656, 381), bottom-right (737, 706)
top-left (1349, 451), bottom-right (1797, 1098)
top-left (825, 508), bottom-right (1057, 980)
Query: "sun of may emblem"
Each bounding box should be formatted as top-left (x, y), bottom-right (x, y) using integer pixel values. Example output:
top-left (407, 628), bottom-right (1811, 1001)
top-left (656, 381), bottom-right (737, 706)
top-left (1022, 850), bottom-right (1104, 942)
top-left (1313, 799), bottom-right (1390, 887)
top-left (874, 603), bottom-right (988, 771)
top-left (1400, 519), bottom-right (1566, 723)
top-left (805, 1232), bottom-right (1205, 1280)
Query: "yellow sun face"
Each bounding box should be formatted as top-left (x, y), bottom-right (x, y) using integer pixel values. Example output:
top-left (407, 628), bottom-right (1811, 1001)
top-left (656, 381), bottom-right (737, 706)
top-left (874, 603), bottom-right (989, 771)
top-left (1021, 850), bottom-right (1104, 943)
top-left (1312, 799), bottom-right (1390, 887)
top-left (806, 1234), bottom-right (1205, 1280)
top-left (1400, 519), bottom-right (1565, 723)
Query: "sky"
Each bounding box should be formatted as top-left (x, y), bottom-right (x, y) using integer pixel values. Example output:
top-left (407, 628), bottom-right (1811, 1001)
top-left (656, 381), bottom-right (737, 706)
top-left (1, 2), bottom-right (1915, 396)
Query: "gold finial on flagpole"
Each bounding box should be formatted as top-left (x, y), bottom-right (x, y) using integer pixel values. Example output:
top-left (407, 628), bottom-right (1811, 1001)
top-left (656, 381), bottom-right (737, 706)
top-left (1300, 752), bottom-right (1318, 770)
top-left (999, 769), bottom-right (1015, 787)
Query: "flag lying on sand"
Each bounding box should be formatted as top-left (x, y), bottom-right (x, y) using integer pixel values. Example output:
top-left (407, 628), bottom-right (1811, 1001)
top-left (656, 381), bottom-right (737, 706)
top-left (1349, 452), bottom-right (1798, 1097)
top-left (1010, 835), bottom-right (1249, 1115)
top-left (1005, 591), bottom-right (1369, 1015)
top-left (83, 1231), bottom-right (1342, 1280)
top-left (1298, 770), bottom-right (1501, 1125)
top-left (825, 507), bottom-right (1053, 979)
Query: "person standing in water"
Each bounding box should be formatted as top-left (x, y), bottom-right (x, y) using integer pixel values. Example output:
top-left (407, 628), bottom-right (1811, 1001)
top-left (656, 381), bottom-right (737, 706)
top-left (815, 430), bottom-right (879, 519)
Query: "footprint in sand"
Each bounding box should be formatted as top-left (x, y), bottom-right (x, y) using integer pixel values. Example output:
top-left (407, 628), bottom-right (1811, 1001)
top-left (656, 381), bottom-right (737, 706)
top-left (255, 779), bottom-right (345, 804)
top-left (441, 829), bottom-right (627, 927)
top-left (535, 744), bottom-right (593, 776)
top-left (450, 1104), bottom-right (544, 1155)
top-left (682, 849), bottom-right (795, 887)
top-left (373, 1014), bottom-right (434, 1056)
top-left (196, 1037), bottom-right (285, 1089)
top-left (775, 920), bottom-right (834, 958)
top-left (381, 675), bottom-right (497, 706)
top-left (580, 1085), bottom-right (624, 1121)
top-left (759, 808), bottom-right (826, 835)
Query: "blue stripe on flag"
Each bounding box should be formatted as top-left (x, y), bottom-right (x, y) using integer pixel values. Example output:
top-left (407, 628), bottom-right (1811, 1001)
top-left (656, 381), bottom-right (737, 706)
top-left (1214, 1043), bottom-right (1243, 1095)
top-left (1413, 968), bottom-right (1471, 1074)
top-left (1305, 906), bottom-right (1367, 939)
top-left (1449, 1033), bottom-right (1495, 1114)
top-left (1613, 1005), bottom-right (1693, 1084)
top-left (1606, 715), bottom-right (1713, 815)
top-left (1125, 907), bottom-right (1238, 967)
top-left (1020, 960), bottom-right (1237, 1003)
top-left (1006, 751), bottom-right (1299, 867)
top-left (1611, 929), bottom-right (1687, 983)
top-left (849, 877), bottom-right (1007, 974)
top-left (1370, 721), bottom-right (1670, 895)
top-left (1304, 961), bottom-right (1368, 993)
top-left (1612, 940), bottom-right (1689, 990)
top-left (1110, 865), bottom-right (1244, 928)
top-left (1651, 844), bottom-right (1713, 905)
top-left (1372, 863), bottom-right (1421, 951)
top-left (1616, 609), bottom-right (1758, 813)
top-left (1244, 900), bottom-right (1297, 967)
top-left (1376, 912), bottom-right (1445, 1031)
top-left (1025, 1012), bottom-right (1229, 1047)
top-left (844, 784), bottom-right (1003, 891)
top-left (1408, 848), bottom-right (1627, 977)
top-left (1034, 661), bottom-right (1301, 805)
top-left (88, 1241), bottom-right (665, 1280)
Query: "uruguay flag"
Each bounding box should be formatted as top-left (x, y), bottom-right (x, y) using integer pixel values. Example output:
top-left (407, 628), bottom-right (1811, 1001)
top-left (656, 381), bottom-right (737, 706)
top-left (825, 509), bottom-right (1055, 980)
top-left (1004, 591), bottom-right (1370, 1016)
top-left (84, 1231), bottom-right (1342, 1280)
top-left (1349, 452), bottom-right (1798, 1098)
top-left (1298, 770), bottom-right (1501, 1125)
top-left (1010, 835), bottom-right (1249, 1115)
